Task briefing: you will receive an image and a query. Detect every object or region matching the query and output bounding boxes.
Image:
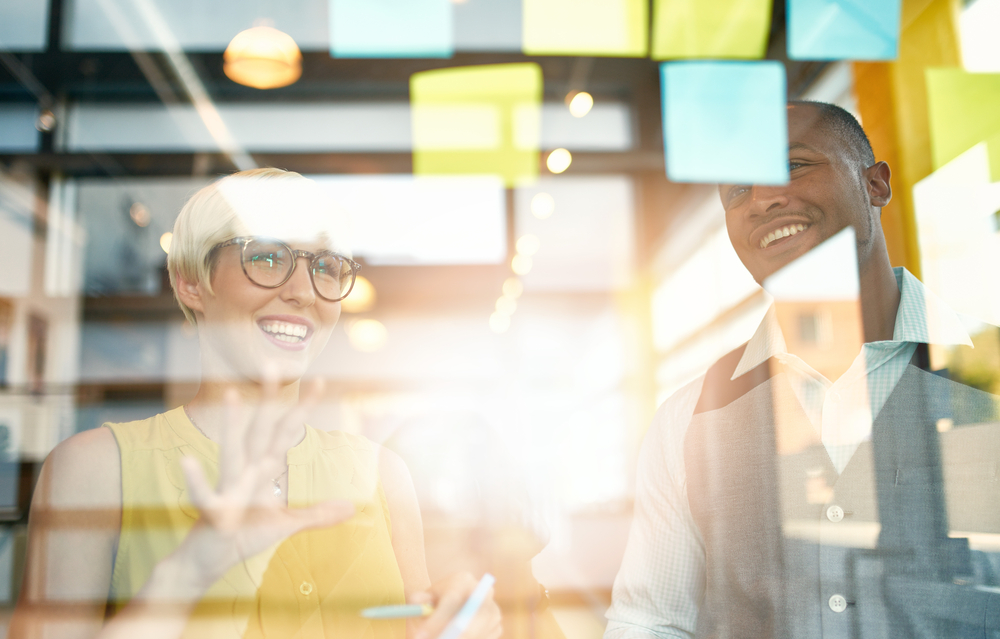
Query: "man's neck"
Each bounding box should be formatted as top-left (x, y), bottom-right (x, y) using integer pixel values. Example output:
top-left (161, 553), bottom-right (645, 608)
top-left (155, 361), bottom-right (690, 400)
top-left (857, 249), bottom-right (901, 344)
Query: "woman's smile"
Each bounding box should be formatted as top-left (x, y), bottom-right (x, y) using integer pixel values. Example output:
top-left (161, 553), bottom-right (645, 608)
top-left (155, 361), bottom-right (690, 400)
top-left (257, 314), bottom-right (315, 351)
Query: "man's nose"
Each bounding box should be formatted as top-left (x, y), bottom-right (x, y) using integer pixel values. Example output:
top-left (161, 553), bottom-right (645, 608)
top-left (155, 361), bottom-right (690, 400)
top-left (745, 184), bottom-right (789, 218)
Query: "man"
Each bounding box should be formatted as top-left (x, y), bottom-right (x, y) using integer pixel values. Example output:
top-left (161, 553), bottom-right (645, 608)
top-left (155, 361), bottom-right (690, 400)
top-left (605, 102), bottom-right (1000, 638)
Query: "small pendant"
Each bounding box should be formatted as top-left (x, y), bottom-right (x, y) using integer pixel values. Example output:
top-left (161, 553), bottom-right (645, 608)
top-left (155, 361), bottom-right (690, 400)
top-left (272, 479), bottom-right (282, 498)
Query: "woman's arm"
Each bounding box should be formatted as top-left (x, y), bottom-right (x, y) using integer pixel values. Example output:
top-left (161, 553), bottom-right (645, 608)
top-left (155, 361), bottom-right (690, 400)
top-left (379, 447), bottom-right (432, 596)
top-left (9, 426), bottom-right (123, 638)
top-left (379, 448), bottom-right (501, 639)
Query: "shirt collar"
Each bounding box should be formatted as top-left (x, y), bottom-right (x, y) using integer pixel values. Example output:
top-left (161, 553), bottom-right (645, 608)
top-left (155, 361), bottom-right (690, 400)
top-left (732, 267), bottom-right (973, 380)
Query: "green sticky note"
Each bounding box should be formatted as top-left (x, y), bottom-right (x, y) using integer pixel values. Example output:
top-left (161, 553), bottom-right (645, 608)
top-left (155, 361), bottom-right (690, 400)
top-left (411, 63), bottom-right (543, 187)
top-left (651, 0), bottom-right (771, 60)
top-left (926, 68), bottom-right (1000, 180)
top-left (522, 0), bottom-right (648, 56)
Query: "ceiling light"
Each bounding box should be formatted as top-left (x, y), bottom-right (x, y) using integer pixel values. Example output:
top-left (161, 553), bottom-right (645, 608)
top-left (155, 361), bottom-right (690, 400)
top-left (224, 26), bottom-right (302, 90)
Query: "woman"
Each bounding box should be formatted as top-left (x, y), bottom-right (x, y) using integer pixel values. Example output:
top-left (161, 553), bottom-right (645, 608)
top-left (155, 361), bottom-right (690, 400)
top-left (9, 168), bottom-right (501, 639)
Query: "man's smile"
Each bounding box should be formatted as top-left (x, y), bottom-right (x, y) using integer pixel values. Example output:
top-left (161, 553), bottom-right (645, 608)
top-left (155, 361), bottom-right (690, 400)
top-left (759, 223), bottom-right (810, 249)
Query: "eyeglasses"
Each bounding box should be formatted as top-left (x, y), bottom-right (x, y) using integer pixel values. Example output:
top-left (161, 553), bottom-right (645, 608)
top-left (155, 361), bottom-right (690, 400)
top-left (212, 237), bottom-right (361, 302)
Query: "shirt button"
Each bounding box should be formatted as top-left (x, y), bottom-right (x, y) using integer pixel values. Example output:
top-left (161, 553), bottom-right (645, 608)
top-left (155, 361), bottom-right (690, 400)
top-left (829, 594), bottom-right (848, 613)
top-left (826, 505), bottom-right (845, 523)
top-left (299, 581), bottom-right (314, 596)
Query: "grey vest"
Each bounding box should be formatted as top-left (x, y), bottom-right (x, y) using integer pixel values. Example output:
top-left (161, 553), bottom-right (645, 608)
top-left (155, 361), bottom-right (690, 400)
top-left (685, 346), bottom-right (1000, 639)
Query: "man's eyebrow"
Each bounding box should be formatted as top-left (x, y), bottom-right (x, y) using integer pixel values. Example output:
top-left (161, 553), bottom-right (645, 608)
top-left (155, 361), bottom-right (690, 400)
top-left (788, 142), bottom-right (820, 153)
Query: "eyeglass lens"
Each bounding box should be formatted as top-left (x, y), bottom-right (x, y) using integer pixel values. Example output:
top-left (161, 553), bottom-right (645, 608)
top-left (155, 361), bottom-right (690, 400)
top-left (242, 239), bottom-right (355, 300)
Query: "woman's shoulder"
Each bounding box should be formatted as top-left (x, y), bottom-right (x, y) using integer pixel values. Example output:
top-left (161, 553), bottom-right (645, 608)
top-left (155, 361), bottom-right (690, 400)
top-left (103, 407), bottom-right (189, 451)
top-left (308, 426), bottom-right (376, 453)
top-left (42, 424), bottom-right (122, 510)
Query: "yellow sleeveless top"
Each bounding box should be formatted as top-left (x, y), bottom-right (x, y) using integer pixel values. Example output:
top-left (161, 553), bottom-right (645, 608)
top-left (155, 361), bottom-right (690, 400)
top-left (105, 407), bottom-right (406, 639)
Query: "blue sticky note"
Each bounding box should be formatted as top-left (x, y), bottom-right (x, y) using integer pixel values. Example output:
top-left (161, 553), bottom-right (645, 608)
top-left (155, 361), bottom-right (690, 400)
top-left (787, 0), bottom-right (901, 61)
top-left (660, 61), bottom-right (788, 185)
top-left (330, 0), bottom-right (453, 58)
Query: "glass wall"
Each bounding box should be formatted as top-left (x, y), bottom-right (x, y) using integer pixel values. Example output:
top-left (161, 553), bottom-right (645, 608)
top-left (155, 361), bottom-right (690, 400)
top-left (1, 0), bottom-right (999, 637)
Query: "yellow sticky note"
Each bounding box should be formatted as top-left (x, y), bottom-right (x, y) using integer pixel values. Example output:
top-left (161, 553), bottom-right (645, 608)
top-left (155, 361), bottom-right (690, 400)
top-left (411, 63), bottom-right (543, 187)
top-left (651, 0), bottom-right (771, 60)
top-left (522, 0), bottom-right (648, 57)
top-left (926, 68), bottom-right (1000, 181)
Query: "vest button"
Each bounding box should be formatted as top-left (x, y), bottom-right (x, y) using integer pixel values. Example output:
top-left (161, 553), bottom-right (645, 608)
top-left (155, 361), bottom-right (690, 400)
top-left (829, 594), bottom-right (848, 613)
top-left (826, 505), bottom-right (844, 523)
top-left (299, 581), bottom-right (314, 596)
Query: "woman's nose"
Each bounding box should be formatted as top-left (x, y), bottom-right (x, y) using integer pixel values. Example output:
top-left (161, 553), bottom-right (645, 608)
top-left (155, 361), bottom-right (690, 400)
top-left (279, 257), bottom-right (317, 305)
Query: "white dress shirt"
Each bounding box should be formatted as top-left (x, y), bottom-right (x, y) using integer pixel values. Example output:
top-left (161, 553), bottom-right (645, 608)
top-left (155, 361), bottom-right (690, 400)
top-left (605, 268), bottom-right (975, 639)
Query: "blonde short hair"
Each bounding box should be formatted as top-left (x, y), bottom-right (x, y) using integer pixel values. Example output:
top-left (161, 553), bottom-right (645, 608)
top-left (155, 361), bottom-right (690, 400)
top-left (168, 168), bottom-right (351, 324)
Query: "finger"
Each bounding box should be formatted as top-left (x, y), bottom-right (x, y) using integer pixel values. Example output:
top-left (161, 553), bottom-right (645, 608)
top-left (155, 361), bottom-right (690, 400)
top-left (414, 577), bottom-right (475, 639)
top-left (219, 388), bottom-right (247, 491)
top-left (180, 455), bottom-right (219, 517)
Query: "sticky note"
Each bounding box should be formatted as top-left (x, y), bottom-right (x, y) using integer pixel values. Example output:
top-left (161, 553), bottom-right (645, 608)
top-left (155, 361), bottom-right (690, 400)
top-left (651, 0), bottom-right (771, 60)
top-left (660, 61), bottom-right (788, 185)
top-left (926, 68), bottom-right (1000, 181)
top-left (330, 0), bottom-right (452, 58)
top-left (522, 0), bottom-right (647, 56)
top-left (787, 0), bottom-right (901, 61)
top-left (411, 63), bottom-right (543, 187)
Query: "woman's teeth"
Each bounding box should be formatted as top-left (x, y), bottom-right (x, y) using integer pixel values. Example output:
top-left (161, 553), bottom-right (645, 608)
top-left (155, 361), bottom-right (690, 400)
top-left (260, 321), bottom-right (308, 343)
top-left (760, 223), bottom-right (808, 249)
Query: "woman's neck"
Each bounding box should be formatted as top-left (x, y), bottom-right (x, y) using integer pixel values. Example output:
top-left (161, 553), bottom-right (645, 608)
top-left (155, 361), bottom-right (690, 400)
top-left (184, 378), bottom-right (300, 443)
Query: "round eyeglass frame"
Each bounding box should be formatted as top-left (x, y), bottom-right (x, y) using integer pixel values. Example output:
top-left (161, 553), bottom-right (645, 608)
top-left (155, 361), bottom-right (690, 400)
top-left (212, 236), bottom-right (362, 302)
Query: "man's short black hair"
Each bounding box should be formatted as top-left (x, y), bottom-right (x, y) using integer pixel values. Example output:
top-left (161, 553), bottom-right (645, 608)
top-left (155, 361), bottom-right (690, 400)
top-left (789, 100), bottom-right (876, 168)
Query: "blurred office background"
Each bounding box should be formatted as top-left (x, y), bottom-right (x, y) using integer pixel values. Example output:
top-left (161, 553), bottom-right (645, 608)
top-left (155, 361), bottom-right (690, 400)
top-left (1, 0), bottom-right (999, 636)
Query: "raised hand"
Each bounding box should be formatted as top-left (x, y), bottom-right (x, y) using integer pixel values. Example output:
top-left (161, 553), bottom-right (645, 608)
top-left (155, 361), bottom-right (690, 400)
top-left (175, 376), bottom-right (355, 588)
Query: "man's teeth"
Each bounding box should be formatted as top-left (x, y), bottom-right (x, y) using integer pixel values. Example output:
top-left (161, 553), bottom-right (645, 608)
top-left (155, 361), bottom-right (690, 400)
top-left (760, 224), bottom-right (807, 249)
top-left (260, 322), bottom-right (308, 342)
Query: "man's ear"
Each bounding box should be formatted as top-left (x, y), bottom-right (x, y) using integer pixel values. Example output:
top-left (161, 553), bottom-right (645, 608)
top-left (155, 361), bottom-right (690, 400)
top-left (866, 161), bottom-right (892, 209)
top-left (174, 272), bottom-right (206, 315)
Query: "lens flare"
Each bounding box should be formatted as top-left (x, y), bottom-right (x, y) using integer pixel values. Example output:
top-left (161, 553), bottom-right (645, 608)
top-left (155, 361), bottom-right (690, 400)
top-left (516, 234), bottom-right (540, 257)
top-left (496, 296), bottom-right (517, 314)
top-left (130, 203), bottom-right (151, 227)
top-left (503, 277), bottom-right (523, 299)
top-left (348, 319), bottom-right (388, 352)
top-left (546, 148), bottom-right (572, 174)
top-left (531, 192), bottom-right (555, 219)
top-left (342, 276), bottom-right (376, 313)
top-left (567, 91), bottom-right (594, 118)
top-left (159, 232), bottom-right (173, 254)
top-left (489, 312), bottom-right (511, 333)
top-left (511, 254), bottom-right (533, 275)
